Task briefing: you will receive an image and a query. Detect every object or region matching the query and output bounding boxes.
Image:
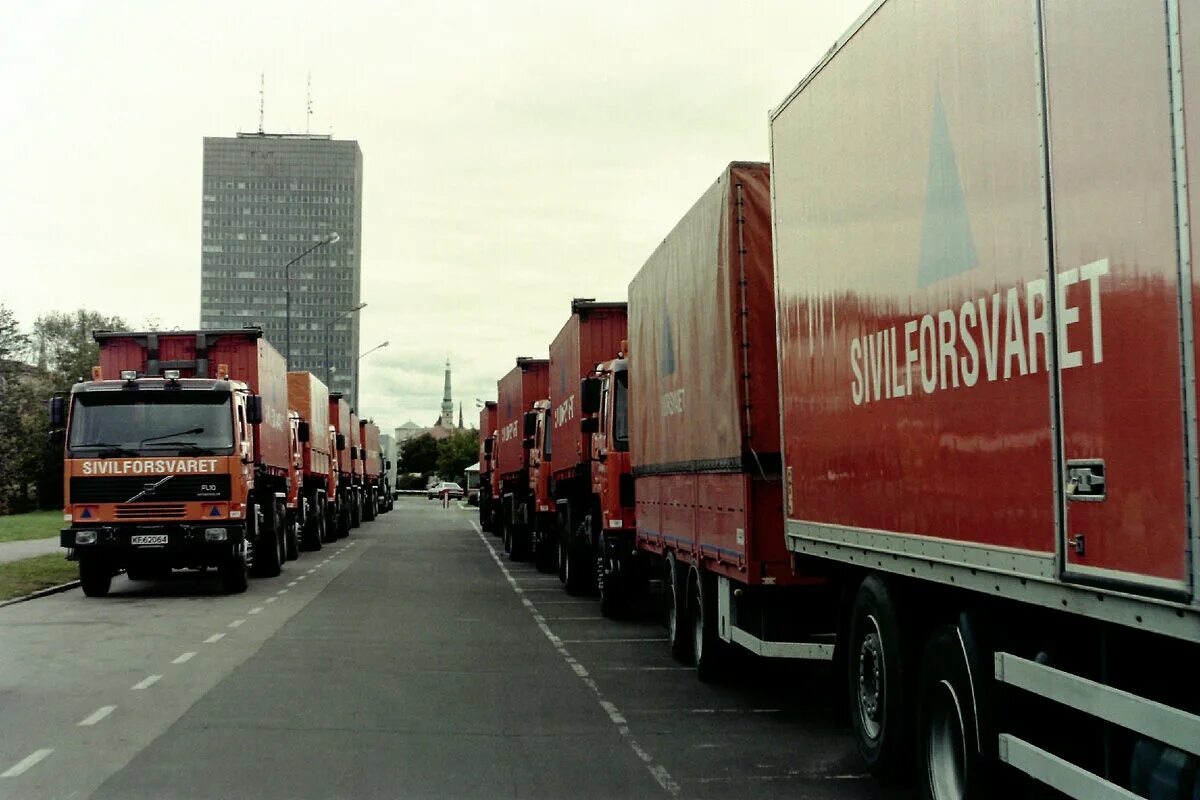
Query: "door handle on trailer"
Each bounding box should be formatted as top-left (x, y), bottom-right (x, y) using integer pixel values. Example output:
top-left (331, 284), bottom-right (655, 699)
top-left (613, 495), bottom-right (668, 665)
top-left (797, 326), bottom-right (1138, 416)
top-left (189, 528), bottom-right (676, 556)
top-left (1065, 461), bottom-right (1106, 502)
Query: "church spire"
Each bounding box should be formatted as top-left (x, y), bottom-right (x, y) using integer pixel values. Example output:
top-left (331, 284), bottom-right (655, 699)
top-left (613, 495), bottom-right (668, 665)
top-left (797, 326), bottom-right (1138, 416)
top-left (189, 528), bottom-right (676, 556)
top-left (441, 358), bottom-right (453, 428)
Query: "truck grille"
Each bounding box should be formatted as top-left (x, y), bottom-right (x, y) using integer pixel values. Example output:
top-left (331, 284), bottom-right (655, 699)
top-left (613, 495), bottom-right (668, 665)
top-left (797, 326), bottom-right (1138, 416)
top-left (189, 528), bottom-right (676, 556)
top-left (114, 504), bottom-right (187, 519)
top-left (71, 475), bottom-right (230, 504)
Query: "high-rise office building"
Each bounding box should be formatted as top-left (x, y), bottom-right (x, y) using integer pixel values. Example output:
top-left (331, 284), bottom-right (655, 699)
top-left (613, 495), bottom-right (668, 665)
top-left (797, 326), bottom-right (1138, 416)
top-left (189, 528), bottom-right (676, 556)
top-left (199, 133), bottom-right (364, 407)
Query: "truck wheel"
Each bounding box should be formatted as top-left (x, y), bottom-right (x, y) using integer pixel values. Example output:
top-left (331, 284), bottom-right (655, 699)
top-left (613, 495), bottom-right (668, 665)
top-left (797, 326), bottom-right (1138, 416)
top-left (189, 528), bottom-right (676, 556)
top-left (502, 517), bottom-right (513, 556)
top-left (339, 500), bottom-right (351, 538)
top-left (301, 497), bottom-right (323, 552)
top-left (557, 536), bottom-right (568, 584)
top-left (363, 488), bottom-right (375, 522)
top-left (350, 490), bottom-right (362, 528)
top-left (534, 529), bottom-right (557, 573)
top-left (848, 575), bottom-right (910, 779)
top-left (665, 553), bottom-right (692, 662)
top-left (598, 536), bottom-right (624, 619)
top-left (219, 545), bottom-right (249, 594)
top-left (251, 500), bottom-right (283, 578)
top-left (564, 513), bottom-right (595, 595)
top-left (284, 510), bottom-right (300, 561)
top-left (79, 555), bottom-right (112, 598)
top-left (916, 625), bottom-right (980, 800)
top-left (691, 568), bottom-right (728, 682)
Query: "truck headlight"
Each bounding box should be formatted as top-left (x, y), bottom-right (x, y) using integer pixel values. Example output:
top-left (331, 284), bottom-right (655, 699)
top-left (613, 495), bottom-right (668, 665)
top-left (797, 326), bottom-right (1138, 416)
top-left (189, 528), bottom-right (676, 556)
top-left (204, 528), bottom-right (228, 542)
top-left (75, 530), bottom-right (98, 545)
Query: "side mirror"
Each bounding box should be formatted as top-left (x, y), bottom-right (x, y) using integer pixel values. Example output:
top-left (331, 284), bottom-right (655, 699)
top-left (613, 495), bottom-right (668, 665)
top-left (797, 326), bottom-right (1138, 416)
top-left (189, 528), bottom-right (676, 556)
top-left (523, 411), bottom-right (537, 438)
top-left (297, 421), bottom-right (310, 443)
top-left (580, 377), bottom-right (602, 414)
top-left (350, 446), bottom-right (359, 459)
top-left (48, 397), bottom-right (66, 427)
top-left (336, 433), bottom-right (347, 451)
top-left (48, 429), bottom-right (65, 445)
top-left (522, 439), bottom-right (534, 450)
top-left (246, 395), bottom-right (264, 425)
top-left (581, 417), bottom-right (599, 434)
top-left (483, 437), bottom-right (494, 455)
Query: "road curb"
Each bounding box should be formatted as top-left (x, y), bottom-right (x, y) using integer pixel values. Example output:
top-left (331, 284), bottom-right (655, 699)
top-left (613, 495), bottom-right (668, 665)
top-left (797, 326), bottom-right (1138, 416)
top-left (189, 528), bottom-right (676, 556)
top-left (0, 579), bottom-right (82, 608)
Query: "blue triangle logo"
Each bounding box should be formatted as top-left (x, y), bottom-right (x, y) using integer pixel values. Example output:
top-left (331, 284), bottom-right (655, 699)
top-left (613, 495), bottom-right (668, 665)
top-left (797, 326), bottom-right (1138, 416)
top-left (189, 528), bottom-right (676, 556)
top-left (210, 506), bottom-right (221, 517)
top-left (660, 303), bottom-right (676, 377)
top-left (917, 90), bottom-right (978, 287)
top-left (80, 507), bottom-right (92, 519)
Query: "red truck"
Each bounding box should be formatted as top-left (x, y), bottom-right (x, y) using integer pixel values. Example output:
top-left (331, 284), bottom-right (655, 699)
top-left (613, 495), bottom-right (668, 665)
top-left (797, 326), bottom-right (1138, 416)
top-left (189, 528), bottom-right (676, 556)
top-left (545, 299), bottom-right (627, 591)
top-left (765, 1), bottom-right (1200, 796)
top-left (53, 328), bottom-right (291, 596)
top-left (328, 393), bottom-right (354, 537)
top-left (348, 409), bottom-right (363, 528)
top-left (494, 357), bottom-right (549, 560)
top-left (358, 419), bottom-right (381, 521)
top-left (478, 401), bottom-right (498, 532)
top-left (287, 371), bottom-right (332, 550)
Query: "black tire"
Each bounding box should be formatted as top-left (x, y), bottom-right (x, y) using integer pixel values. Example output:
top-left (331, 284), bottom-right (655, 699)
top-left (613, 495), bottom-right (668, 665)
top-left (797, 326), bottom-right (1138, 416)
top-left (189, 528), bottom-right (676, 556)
top-left (692, 567), bottom-right (728, 682)
top-left (563, 512), bottom-right (595, 596)
top-left (339, 498), bottom-right (351, 538)
top-left (363, 488), bottom-right (376, 522)
top-left (480, 501), bottom-right (493, 533)
top-left (350, 489), bottom-right (362, 528)
top-left (219, 545), bottom-right (249, 593)
top-left (534, 527), bottom-right (557, 573)
top-left (284, 509), bottom-right (300, 561)
top-left (251, 500), bottom-right (283, 578)
top-left (665, 553), bottom-right (692, 662)
top-left (502, 516), bottom-right (513, 556)
top-left (79, 555), bottom-right (112, 597)
top-left (598, 534), bottom-right (624, 619)
top-left (848, 574), bottom-right (911, 779)
top-left (916, 625), bottom-right (981, 800)
top-left (301, 496), bottom-right (323, 551)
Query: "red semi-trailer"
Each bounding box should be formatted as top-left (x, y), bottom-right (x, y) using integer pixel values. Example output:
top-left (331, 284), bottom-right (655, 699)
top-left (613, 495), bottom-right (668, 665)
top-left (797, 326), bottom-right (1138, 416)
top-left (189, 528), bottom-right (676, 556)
top-left (359, 419), bottom-right (381, 521)
top-left (547, 299), bottom-right (628, 591)
top-left (55, 328), bottom-right (291, 596)
top-left (769, 1), bottom-right (1200, 796)
top-left (287, 371), bottom-right (332, 549)
top-left (619, 162), bottom-right (822, 678)
top-left (494, 357), bottom-right (549, 560)
top-left (328, 394), bottom-right (354, 538)
top-left (478, 401), bottom-right (498, 532)
top-left (348, 409), bottom-right (363, 528)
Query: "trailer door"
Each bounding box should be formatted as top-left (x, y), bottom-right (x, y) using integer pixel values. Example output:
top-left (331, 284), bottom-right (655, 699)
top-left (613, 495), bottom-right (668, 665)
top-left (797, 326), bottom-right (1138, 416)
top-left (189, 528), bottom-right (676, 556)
top-left (1042, 0), bottom-right (1193, 596)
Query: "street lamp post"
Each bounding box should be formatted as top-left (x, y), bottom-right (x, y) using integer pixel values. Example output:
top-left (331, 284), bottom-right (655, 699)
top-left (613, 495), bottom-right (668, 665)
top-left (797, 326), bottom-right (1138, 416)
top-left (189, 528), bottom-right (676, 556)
top-left (357, 341), bottom-right (390, 362)
top-left (323, 302), bottom-right (367, 387)
top-left (284, 231), bottom-right (340, 369)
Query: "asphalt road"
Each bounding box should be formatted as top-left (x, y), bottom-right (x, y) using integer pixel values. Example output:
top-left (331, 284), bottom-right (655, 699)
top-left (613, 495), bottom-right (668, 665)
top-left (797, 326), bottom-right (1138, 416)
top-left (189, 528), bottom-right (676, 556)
top-left (0, 498), bottom-right (909, 800)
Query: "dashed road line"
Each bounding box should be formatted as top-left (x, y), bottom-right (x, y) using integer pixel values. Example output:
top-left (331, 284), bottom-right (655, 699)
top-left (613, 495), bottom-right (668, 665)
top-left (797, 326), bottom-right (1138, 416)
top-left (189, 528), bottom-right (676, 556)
top-left (77, 706), bottom-right (116, 727)
top-left (131, 674), bottom-right (161, 691)
top-left (562, 637), bottom-right (669, 643)
top-left (287, 581), bottom-right (298, 587)
top-left (248, 606), bottom-right (263, 615)
top-left (265, 597), bottom-right (278, 604)
top-left (228, 619), bottom-right (245, 628)
top-left (204, 633), bottom-right (225, 643)
top-left (172, 652), bottom-right (196, 664)
top-left (472, 521), bottom-right (680, 798)
top-left (1, 749), bottom-right (53, 778)
top-left (277, 589), bottom-right (288, 595)
top-left (296, 575), bottom-right (307, 581)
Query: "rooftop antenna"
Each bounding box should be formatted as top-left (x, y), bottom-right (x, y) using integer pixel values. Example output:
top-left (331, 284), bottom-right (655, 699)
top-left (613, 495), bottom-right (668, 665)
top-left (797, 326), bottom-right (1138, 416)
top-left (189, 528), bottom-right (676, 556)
top-left (306, 72), bottom-right (313, 135)
top-left (257, 73), bottom-right (265, 134)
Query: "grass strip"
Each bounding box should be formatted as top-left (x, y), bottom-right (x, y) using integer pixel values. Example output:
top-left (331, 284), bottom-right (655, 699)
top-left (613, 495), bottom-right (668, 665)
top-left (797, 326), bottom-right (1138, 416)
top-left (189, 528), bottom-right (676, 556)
top-left (0, 510), bottom-right (63, 543)
top-left (0, 554), bottom-right (78, 601)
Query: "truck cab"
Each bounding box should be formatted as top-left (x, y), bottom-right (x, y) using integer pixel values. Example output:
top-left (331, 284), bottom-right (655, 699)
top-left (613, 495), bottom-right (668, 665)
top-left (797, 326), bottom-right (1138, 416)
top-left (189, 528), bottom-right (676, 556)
top-left (525, 400), bottom-right (554, 565)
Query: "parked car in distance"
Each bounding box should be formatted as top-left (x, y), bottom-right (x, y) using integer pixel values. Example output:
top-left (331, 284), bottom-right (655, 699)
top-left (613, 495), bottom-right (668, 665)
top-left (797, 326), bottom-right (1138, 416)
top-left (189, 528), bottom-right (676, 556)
top-left (426, 482), bottom-right (463, 500)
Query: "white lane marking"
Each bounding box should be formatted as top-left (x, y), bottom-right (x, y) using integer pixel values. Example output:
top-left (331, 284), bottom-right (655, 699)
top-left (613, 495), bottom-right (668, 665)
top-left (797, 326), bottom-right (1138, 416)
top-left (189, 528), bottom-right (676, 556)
top-left (265, 597), bottom-right (278, 604)
top-left (306, 569), bottom-right (316, 574)
top-left (543, 616), bottom-right (606, 621)
top-left (277, 589), bottom-right (288, 595)
top-left (228, 619), bottom-right (245, 628)
top-left (533, 600), bottom-right (595, 605)
top-left (600, 665), bottom-right (692, 672)
top-left (172, 652), bottom-right (196, 664)
top-left (77, 706), bottom-right (116, 726)
top-left (204, 633), bottom-right (225, 643)
top-left (131, 674), bottom-right (162, 691)
top-left (1, 749), bottom-right (53, 778)
top-left (562, 637), bottom-right (669, 643)
top-left (297, 575), bottom-right (307, 581)
top-left (471, 521), bottom-right (681, 797)
top-left (248, 606), bottom-right (263, 615)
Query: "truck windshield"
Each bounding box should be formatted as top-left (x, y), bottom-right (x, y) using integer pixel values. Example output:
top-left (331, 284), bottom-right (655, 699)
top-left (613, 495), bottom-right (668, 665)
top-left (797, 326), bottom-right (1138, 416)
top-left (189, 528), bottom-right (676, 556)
top-left (68, 394), bottom-right (235, 455)
top-left (612, 370), bottom-right (629, 452)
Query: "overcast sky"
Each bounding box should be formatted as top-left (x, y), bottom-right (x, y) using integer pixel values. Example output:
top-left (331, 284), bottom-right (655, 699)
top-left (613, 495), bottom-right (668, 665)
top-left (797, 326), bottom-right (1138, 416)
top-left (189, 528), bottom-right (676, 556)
top-left (0, 1), bottom-right (863, 435)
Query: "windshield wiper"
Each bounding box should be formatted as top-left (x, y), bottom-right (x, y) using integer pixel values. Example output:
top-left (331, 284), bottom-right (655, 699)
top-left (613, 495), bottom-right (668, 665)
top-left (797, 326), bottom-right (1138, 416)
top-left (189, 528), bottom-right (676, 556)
top-left (142, 442), bottom-right (216, 455)
top-left (140, 427), bottom-right (204, 447)
top-left (72, 443), bottom-right (138, 456)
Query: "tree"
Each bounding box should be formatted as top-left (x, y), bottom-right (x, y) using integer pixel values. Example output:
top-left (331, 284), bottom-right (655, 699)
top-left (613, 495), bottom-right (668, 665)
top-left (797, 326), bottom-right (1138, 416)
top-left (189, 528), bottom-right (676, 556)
top-left (0, 304), bottom-right (29, 371)
top-left (32, 309), bottom-right (127, 389)
top-left (436, 428), bottom-right (479, 483)
top-left (399, 433), bottom-right (440, 477)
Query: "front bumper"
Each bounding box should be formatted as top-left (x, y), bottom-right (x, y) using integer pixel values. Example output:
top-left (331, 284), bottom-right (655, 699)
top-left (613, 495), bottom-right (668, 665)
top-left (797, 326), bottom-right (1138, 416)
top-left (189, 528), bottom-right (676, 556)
top-left (62, 523), bottom-right (246, 565)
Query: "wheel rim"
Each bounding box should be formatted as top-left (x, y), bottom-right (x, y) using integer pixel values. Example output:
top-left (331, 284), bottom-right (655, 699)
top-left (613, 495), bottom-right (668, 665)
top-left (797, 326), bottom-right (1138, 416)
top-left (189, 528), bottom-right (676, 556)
top-left (692, 599), bottom-right (704, 665)
top-left (857, 615), bottom-right (885, 741)
top-left (667, 569), bottom-right (678, 643)
top-left (926, 679), bottom-right (967, 800)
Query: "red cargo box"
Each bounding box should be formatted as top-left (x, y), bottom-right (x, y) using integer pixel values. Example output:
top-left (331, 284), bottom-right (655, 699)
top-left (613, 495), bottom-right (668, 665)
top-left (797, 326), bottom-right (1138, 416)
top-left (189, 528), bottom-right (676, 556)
top-left (287, 371), bottom-right (330, 477)
top-left (627, 162), bottom-right (785, 584)
top-left (479, 401), bottom-right (497, 471)
top-left (361, 421), bottom-right (381, 480)
top-left (96, 329), bottom-right (290, 473)
top-left (548, 300), bottom-right (627, 480)
top-left (496, 358), bottom-right (549, 482)
top-left (329, 394), bottom-right (353, 478)
top-left (349, 410), bottom-right (362, 478)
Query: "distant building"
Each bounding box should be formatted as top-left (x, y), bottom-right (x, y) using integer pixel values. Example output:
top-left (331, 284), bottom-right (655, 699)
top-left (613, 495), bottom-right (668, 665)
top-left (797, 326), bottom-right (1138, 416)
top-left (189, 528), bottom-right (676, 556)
top-left (198, 132), bottom-right (364, 407)
top-left (394, 421), bottom-right (423, 445)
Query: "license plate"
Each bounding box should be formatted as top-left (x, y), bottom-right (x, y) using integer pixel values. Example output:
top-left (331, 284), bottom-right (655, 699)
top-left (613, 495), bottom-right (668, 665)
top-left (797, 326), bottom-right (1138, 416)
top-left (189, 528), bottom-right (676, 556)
top-left (130, 534), bottom-right (169, 546)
